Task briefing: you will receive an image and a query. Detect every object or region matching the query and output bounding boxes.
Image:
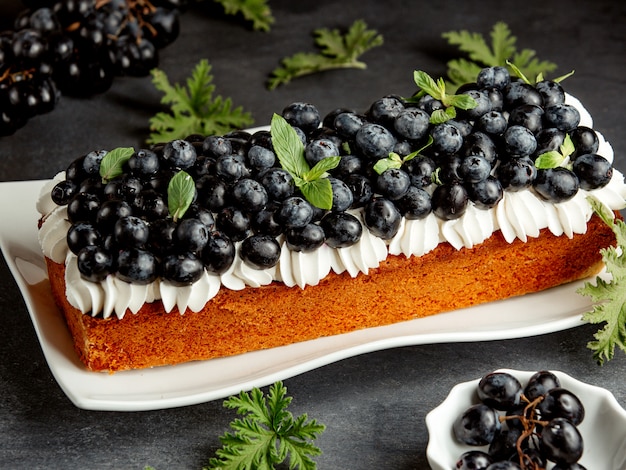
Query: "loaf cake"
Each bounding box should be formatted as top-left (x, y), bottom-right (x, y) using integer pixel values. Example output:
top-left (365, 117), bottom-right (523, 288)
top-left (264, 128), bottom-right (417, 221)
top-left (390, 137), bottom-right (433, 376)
top-left (37, 67), bottom-right (626, 372)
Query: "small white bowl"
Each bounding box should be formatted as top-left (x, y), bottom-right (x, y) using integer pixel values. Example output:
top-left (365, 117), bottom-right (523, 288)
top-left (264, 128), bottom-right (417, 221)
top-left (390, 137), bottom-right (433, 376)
top-left (425, 369), bottom-right (626, 470)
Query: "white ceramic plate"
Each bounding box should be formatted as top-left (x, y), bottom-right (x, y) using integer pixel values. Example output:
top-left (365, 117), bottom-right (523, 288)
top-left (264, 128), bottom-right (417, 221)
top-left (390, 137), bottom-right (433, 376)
top-left (425, 369), bottom-right (626, 470)
top-left (0, 180), bottom-right (606, 411)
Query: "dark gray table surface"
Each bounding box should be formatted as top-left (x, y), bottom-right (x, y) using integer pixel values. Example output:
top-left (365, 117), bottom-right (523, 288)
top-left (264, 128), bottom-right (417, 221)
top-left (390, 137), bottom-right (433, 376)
top-left (1, 1), bottom-right (625, 469)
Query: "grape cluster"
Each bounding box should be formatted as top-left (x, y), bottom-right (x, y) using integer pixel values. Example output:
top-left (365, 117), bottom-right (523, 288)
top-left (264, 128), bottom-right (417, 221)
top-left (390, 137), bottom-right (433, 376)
top-left (0, 0), bottom-right (181, 136)
top-left (454, 371), bottom-right (587, 470)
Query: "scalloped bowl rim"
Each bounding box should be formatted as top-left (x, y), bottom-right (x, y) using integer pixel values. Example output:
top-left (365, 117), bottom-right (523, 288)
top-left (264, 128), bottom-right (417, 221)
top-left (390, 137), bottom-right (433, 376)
top-left (425, 369), bottom-right (626, 470)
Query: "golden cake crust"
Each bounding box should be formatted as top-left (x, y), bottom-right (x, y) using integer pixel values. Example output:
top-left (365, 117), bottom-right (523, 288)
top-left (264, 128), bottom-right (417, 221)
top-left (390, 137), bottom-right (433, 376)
top-left (45, 214), bottom-right (615, 372)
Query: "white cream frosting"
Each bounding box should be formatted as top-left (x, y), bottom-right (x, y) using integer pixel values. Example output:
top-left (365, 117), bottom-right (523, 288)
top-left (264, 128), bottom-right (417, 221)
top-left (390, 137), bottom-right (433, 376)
top-left (37, 95), bottom-right (626, 319)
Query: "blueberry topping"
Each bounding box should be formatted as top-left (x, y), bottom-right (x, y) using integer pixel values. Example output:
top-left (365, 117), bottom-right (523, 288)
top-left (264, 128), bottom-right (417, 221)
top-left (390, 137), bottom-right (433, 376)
top-left (320, 212), bottom-right (362, 248)
top-left (364, 197), bottom-right (401, 239)
top-left (286, 223), bottom-right (325, 253)
top-left (240, 234), bottom-right (281, 269)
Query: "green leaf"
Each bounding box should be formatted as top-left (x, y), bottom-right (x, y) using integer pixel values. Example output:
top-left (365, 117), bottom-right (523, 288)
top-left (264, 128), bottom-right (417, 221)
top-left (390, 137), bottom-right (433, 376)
top-left (373, 137), bottom-right (433, 175)
top-left (205, 381), bottom-right (325, 470)
top-left (267, 19), bottom-right (383, 90)
top-left (446, 94), bottom-right (478, 110)
top-left (168, 171), bottom-right (195, 221)
top-left (560, 133), bottom-right (575, 158)
top-left (429, 107), bottom-right (456, 124)
top-left (305, 156), bottom-right (341, 181)
top-left (578, 197), bottom-right (626, 365)
top-left (99, 147), bottom-right (134, 183)
top-left (301, 179), bottom-right (334, 210)
top-left (535, 150), bottom-right (565, 169)
top-left (413, 70), bottom-right (475, 123)
top-left (148, 59), bottom-right (254, 144)
top-left (413, 70), bottom-right (443, 100)
top-left (213, 0), bottom-right (274, 32)
top-left (269, 113), bottom-right (309, 177)
top-left (442, 22), bottom-right (558, 92)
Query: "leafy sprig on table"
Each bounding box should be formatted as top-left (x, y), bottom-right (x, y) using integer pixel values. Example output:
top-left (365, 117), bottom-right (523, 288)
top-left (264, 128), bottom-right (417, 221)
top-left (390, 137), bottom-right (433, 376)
top-left (270, 113), bottom-right (340, 210)
top-left (148, 59), bottom-right (254, 144)
top-left (267, 19), bottom-right (383, 90)
top-left (213, 0), bottom-right (274, 32)
top-left (442, 21), bottom-right (558, 91)
top-left (578, 198), bottom-right (626, 365)
top-left (205, 381), bottom-right (326, 470)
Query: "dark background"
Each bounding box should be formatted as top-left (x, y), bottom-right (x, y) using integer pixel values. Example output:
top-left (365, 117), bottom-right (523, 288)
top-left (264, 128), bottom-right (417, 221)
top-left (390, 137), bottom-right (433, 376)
top-left (1, 1), bottom-right (625, 468)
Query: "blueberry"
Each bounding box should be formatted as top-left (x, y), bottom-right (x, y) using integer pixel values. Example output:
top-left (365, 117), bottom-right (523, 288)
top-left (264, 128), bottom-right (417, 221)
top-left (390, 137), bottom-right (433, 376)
top-left (240, 234), bottom-right (281, 269)
top-left (216, 207), bottom-right (250, 242)
top-left (503, 81), bottom-right (543, 108)
top-left (67, 192), bottom-right (100, 223)
top-left (182, 203), bottom-right (215, 230)
top-left (534, 168), bottom-right (579, 202)
top-left (231, 178), bottom-right (269, 212)
top-left (116, 248), bottom-right (158, 284)
top-left (376, 168), bottom-right (411, 200)
top-left (202, 231), bottom-right (235, 274)
top-left (364, 197), bottom-right (402, 239)
top-left (438, 154), bottom-right (463, 184)
top-left (162, 139), bottom-right (197, 169)
top-left (462, 132), bottom-right (498, 167)
top-left (459, 155), bottom-right (491, 183)
top-left (395, 185), bottom-right (431, 219)
top-left (323, 107), bottom-right (355, 128)
top-left (162, 252), bottom-right (204, 286)
top-left (355, 123), bottom-right (396, 160)
top-left (329, 177), bottom-right (353, 212)
top-left (405, 156), bottom-right (436, 188)
top-left (333, 112), bottom-right (366, 139)
top-left (248, 130), bottom-right (273, 150)
top-left (286, 223), bottom-right (325, 252)
top-left (543, 104), bottom-right (581, 132)
top-left (282, 102), bottom-right (320, 134)
top-left (67, 222), bottom-right (101, 255)
top-left (333, 154), bottom-right (364, 179)
top-left (508, 104), bottom-right (544, 133)
top-left (175, 218), bottom-right (209, 253)
top-left (305, 138), bottom-right (340, 167)
top-left (128, 148), bottom-right (160, 177)
top-left (216, 154), bottom-right (248, 182)
top-left (430, 122), bottom-right (463, 154)
top-left (276, 196), bottom-right (314, 229)
top-left (534, 128), bottom-right (566, 158)
top-left (570, 126), bottom-right (599, 158)
top-left (459, 89), bottom-right (491, 120)
top-left (431, 182), bottom-right (468, 220)
top-left (196, 175), bottom-right (229, 211)
top-left (320, 212), bottom-right (362, 248)
top-left (251, 203), bottom-right (283, 237)
top-left (117, 175), bottom-right (143, 203)
top-left (202, 135), bottom-right (233, 159)
top-left (393, 107), bottom-right (430, 141)
top-left (77, 245), bottom-right (113, 282)
top-left (572, 153), bottom-right (613, 190)
top-left (503, 125), bottom-right (537, 157)
top-left (535, 79), bottom-right (565, 107)
top-left (368, 95), bottom-right (405, 125)
top-left (344, 174), bottom-right (373, 208)
top-left (475, 110), bottom-right (508, 136)
top-left (114, 215), bottom-right (149, 248)
top-left (148, 218), bottom-right (176, 256)
top-left (467, 176), bottom-right (503, 209)
top-left (246, 145), bottom-right (276, 171)
top-left (51, 179), bottom-right (78, 205)
top-left (137, 190), bottom-right (168, 220)
top-left (96, 199), bottom-right (133, 230)
top-left (482, 86), bottom-right (504, 110)
top-left (476, 66), bottom-right (510, 90)
top-left (258, 168), bottom-right (294, 201)
top-left (453, 403), bottom-right (501, 446)
top-left (415, 93), bottom-right (443, 114)
top-left (82, 149), bottom-right (107, 176)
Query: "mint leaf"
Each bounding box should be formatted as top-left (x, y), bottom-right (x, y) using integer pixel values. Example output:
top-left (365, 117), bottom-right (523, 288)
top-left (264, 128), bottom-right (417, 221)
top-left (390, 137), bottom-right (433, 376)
top-left (373, 136), bottom-right (433, 175)
top-left (413, 70), bottom-right (443, 99)
top-left (413, 70), bottom-right (475, 124)
top-left (560, 133), bottom-right (575, 158)
top-left (535, 150), bottom-right (565, 169)
top-left (270, 114), bottom-right (339, 209)
top-left (168, 171), bottom-right (195, 221)
top-left (99, 147), bottom-right (134, 183)
top-left (305, 156), bottom-right (341, 181)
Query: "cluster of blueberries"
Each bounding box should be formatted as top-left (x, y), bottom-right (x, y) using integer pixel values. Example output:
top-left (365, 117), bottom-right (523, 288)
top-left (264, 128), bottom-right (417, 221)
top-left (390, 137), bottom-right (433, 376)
top-left (454, 371), bottom-right (586, 470)
top-left (0, 0), bottom-right (180, 136)
top-left (50, 65), bottom-right (614, 285)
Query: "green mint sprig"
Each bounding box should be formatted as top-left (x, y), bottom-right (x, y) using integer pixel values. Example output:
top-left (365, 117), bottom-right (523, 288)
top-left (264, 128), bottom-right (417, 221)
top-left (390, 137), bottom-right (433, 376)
top-left (373, 135), bottom-right (433, 174)
top-left (99, 147), bottom-right (134, 183)
top-left (148, 59), bottom-right (254, 144)
top-left (578, 197), bottom-right (626, 365)
top-left (535, 134), bottom-right (576, 169)
top-left (205, 381), bottom-right (325, 470)
top-left (168, 170), bottom-right (195, 221)
top-left (411, 70), bottom-right (477, 124)
top-left (507, 60), bottom-right (575, 85)
top-left (267, 19), bottom-right (383, 90)
top-left (214, 0), bottom-right (274, 32)
top-left (270, 113), bottom-right (340, 210)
